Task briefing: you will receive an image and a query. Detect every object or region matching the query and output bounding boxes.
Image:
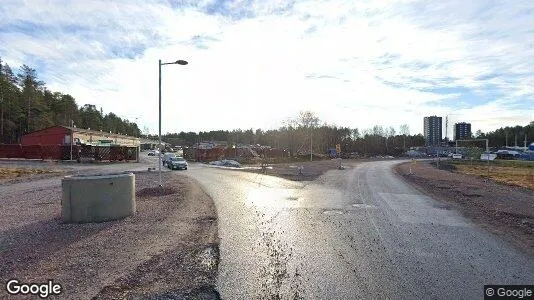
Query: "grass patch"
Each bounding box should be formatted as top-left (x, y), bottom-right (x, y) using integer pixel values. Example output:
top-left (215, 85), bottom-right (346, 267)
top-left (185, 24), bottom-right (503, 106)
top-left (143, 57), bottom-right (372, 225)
top-left (450, 159), bottom-right (534, 168)
top-left (449, 162), bottom-right (534, 189)
top-left (0, 167), bottom-right (62, 180)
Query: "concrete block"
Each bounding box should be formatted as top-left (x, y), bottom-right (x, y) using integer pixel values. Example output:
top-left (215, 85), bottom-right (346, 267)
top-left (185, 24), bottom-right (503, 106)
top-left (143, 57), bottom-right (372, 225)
top-left (62, 172), bottom-right (135, 223)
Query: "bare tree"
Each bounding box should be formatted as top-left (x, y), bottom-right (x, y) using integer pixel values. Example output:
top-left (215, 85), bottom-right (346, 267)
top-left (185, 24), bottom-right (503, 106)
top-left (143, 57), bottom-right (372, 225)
top-left (282, 118), bottom-right (298, 158)
top-left (388, 126), bottom-right (396, 137)
top-left (297, 111), bottom-right (320, 161)
top-left (298, 110), bottom-right (320, 128)
top-left (351, 128), bottom-right (360, 140)
top-left (400, 124), bottom-right (409, 150)
top-left (384, 127), bottom-right (395, 153)
top-left (399, 124), bottom-right (410, 136)
top-left (372, 125), bottom-right (384, 136)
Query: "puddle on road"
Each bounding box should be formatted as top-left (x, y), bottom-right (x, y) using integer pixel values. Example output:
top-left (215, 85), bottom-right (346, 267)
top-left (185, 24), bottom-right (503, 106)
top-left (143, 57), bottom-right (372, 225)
top-left (323, 209), bottom-right (344, 215)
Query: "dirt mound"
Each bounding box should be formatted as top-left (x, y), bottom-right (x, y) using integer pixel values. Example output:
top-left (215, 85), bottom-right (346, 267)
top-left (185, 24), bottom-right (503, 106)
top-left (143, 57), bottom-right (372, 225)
top-left (136, 186), bottom-right (179, 198)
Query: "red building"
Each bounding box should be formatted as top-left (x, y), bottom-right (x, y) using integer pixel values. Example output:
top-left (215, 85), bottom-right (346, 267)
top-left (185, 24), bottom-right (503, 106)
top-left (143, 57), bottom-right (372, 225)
top-left (20, 125), bottom-right (140, 146)
top-left (0, 126), bottom-right (140, 161)
top-left (20, 126), bottom-right (71, 145)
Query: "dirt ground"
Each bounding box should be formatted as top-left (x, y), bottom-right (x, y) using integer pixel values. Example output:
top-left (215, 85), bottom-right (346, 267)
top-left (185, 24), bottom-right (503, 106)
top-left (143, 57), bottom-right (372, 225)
top-left (396, 161), bottom-right (534, 256)
top-left (0, 172), bottom-right (220, 299)
top-left (243, 158), bottom-right (345, 181)
top-left (0, 167), bottom-right (64, 180)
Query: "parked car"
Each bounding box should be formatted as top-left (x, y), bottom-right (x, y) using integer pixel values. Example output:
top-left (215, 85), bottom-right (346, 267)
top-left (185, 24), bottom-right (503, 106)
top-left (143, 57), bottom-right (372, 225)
top-left (147, 150), bottom-right (159, 156)
top-left (162, 152), bottom-right (177, 166)
top-left (167, 157), bottom-right (188, 170)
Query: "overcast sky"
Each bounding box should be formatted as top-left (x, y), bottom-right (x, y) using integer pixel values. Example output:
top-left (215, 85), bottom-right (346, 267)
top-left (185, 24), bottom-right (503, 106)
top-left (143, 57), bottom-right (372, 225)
top-left (1, 0), bottom-right (533, 136)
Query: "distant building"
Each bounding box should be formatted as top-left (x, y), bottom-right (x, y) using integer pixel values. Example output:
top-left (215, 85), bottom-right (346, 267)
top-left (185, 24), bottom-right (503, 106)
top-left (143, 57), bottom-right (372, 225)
top-left (140, 138), bottom-right (165, 151)
top-left (454, 122), bottom-right (471, 141)
top-left (424, 116), bottom-right (442, 146)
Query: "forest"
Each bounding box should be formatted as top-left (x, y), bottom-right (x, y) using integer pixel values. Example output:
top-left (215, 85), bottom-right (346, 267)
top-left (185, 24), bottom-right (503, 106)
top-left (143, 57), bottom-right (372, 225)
top-left (475, 122), bottom-right (534, 148)
top-left (0, 57), bottom-right (141, 144)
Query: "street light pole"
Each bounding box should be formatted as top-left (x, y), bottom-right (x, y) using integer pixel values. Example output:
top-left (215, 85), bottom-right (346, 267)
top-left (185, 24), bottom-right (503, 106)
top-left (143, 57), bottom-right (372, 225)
top-left (158, 59), bottom-right (188, 187)
top-left (158, 59), bottom-right (162, 187)
top-left (310, 129), bottom-right (313, 162)
top-left (70, 119), bottom-right (74, 161)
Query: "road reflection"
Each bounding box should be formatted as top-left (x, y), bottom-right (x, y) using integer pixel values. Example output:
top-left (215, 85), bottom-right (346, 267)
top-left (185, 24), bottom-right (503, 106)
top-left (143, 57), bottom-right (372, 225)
top-left (246, 186), bottom-right (301, 208)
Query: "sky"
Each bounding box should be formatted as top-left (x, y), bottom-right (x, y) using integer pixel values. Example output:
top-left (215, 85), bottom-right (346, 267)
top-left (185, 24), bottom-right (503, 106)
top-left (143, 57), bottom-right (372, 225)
top-left (0, 0), bottom-right (533, 137)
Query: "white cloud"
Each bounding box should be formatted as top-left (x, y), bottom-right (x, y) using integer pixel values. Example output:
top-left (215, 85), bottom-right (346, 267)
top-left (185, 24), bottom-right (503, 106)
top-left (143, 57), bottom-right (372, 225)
top-left (0, 0), bottom-right (533, 136)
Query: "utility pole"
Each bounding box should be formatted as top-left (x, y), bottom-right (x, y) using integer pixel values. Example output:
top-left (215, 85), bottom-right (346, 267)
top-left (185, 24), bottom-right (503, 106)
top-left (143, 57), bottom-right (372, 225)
top-left (0, 62), bottom-right (3, 142)
top-left (486, 138), bottom-right (490, 181)
top-left (436, 147), bottom-right (440, 169)
top-left (70, 120), bottom-right (74, 161)
top-left (445, 115), bottom-right (448, 141)
top-left (505, 131), bottom-right (508, 147)
top-left (0, 93), bottom-right (3, 143)
top-left (310, 129), bottom-right (313, 162)
top-left (158, 59), bottom-right (162, 186)
top-left (27, 90), bottom-right (31, 132)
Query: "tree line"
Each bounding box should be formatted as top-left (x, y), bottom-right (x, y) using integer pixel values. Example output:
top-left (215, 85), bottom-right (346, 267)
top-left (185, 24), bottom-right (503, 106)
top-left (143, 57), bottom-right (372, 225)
top-left (158, 111), bottom-right (426, 156)
top-left (0, 57), bottom-right (141, 143)
top-left (475, 122), bottom-right (534, 148)
top-left (159, 113), bottom-right (533, 156)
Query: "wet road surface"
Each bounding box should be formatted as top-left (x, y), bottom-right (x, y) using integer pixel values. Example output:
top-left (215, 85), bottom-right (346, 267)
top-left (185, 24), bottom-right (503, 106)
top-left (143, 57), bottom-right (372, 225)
top-left (185, 160), bottom-right (534, 299)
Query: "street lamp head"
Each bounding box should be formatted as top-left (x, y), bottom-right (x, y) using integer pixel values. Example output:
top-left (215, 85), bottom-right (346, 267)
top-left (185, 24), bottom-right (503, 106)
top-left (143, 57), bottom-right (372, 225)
top-left (175, 60), bottom-right (188, 65)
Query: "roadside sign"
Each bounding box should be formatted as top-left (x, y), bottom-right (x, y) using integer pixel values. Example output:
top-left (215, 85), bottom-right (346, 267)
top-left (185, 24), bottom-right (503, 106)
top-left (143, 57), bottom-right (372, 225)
top-left (409, 159), bottom-right (415, 175)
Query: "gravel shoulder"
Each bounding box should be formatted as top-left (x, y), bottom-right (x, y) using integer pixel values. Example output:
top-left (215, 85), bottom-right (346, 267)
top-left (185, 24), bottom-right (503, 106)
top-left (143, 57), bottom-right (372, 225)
top-left (0, 171), bottom-right (219, 299)
top-left (240, 158), bottom-right (402, 181)
top-left (395, 161), bottom-right (534, 256)
top-left (240, 158), bottom-right (347, 181)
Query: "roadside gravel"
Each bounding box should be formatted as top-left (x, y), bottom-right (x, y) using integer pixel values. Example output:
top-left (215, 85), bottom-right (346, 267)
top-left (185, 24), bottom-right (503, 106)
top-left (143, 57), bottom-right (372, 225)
top-left (0, 171), bottom-right (219, 299)
top-left (242, 159), bottom-right (344, 181)
top-left (396, 161), bottom-right (534, 256)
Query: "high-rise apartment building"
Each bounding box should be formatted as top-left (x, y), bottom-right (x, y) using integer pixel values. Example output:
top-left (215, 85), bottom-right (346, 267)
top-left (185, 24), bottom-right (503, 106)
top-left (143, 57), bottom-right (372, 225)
top-left (454, 122), bottom-right (471, 141)
top-left (424, 116), bottom-right (442, 146)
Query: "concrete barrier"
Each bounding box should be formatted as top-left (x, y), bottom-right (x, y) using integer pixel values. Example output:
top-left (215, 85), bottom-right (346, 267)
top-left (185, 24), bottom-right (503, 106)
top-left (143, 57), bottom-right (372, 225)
top-left (62, 172), bottom-right (135, 223)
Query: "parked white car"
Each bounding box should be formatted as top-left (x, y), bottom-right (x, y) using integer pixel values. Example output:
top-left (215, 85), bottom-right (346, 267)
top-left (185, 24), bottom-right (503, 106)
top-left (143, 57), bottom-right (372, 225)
top-left (147, 150), bottom-right (159, 156)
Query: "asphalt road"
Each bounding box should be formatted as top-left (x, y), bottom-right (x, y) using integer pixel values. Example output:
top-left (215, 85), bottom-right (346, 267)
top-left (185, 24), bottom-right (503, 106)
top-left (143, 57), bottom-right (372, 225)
top-left (184, 160), bottom-right (534, 299)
